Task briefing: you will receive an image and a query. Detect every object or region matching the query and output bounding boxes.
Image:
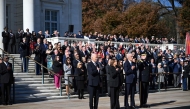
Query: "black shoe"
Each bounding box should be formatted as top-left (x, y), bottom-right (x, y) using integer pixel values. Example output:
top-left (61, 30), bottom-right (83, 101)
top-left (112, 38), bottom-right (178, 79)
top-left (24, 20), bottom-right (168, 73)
top-left (7, 102), bottom-right (12, 105)
top-left (2, 102), bottom-right (7, 106)
top-left (130, 106), bottom-right (136, 109)
top-left (81, 97), bottom-right (86, 99)
top-left (125, 106), bottom-right (130, 109)
top-left (142, 104), bottom-right (150, 108)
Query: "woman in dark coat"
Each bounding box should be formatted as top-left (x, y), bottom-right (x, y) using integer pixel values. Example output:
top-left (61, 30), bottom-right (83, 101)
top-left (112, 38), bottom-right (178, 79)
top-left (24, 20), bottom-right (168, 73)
top-left (109, 59), bottom-right (121, 109)
top-left (52, 56), bottom-right (63, 89)
top-left (76, 62), bottom-right (86, 99)
top-left (117, 60), bottom-right (124, 91)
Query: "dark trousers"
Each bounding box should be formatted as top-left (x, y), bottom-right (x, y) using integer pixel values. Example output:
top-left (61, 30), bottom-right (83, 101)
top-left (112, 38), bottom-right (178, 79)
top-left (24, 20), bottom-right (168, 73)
top-left (41, 57), bottom-right (47, 73)
top-left (73, 78), bottom-right (77, 93)
top-left (150, 76), bottom-right (156, 89)
top-left (78, 89), bottom-right (84, 99)
top-left (3, 43), bottom-right (8, 52)
top-left (88, 85), bottom-right (99, 109)
top-left (16, 43), bottom-right (20, 54)
top-left (22, 57), bottom-right (29, 72)
top-left (35, 63), bottom-right (41, 75)
top-left (188, 76), bottom-right (190, 90)
top-left (110, 87), bottom-right (120, 109)
top-left (139, 82), bottom-right (149, 106)
top-left (125, 82), bottom-right (135, 107)
top-left (136, 78), bottom-right (139, 92)
top-left (8, 43), bottom-right (15, 54)
top-left (173, 74), bottom-right (180, 87)
top-left (107, 80), bottom-right (110, 96)
top-left (168, 74), bottom-right (173, 86)
top-left (1, 83), bottom-right (11, 103)
top-left (182, 77), bottom-right (187, 90)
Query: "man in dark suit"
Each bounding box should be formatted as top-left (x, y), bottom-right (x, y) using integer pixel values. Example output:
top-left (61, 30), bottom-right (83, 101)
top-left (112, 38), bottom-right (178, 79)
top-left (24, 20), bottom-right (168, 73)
top-left (97, 58), bottom-right (105, 94)
top-left (161, 56), bottom-right (169, 89)
top-left (2, 27), bottom-right (9, 52)
top-left (0, 56), bottom-right (13, 105)
top-left (8, 30), bottom-right (15, 54)
top-left (23, 28), bottom-right (31, 44)
top-left (76, 31), bottom-right (84, 38)
top-left (124, 53), bottom-right (136, 109)
top-left (51, 30), bottom-right (60, 37)
top-left (37, 31), bottom-right (44, 44)
top-left (73, 52), bottom-right (81, 93)
top-left (20, 38), bottom-right (30, 72)
top-left (138, 54), bottom-right (151, 108)
top-left (34, 38), bottom-right (42, 75)
top-left (40, 39), bottom-right (48, 73)
top-left (87, 53), bottom-right (101, 109)
top-left (79, 46), bottom-right (89, 60)
top-left (150, 58), bottom-right (157, 90)
top-left (105, 59), bottom-right (111, 96)
top-left (15, 29), bottom-right (23, 54)
top-left (61, 40), bottom-right (68, 54)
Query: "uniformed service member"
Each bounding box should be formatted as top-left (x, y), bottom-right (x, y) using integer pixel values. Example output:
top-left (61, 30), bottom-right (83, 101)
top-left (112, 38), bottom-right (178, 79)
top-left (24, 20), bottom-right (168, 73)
top-left (138, 54), bottom-right (151, 108)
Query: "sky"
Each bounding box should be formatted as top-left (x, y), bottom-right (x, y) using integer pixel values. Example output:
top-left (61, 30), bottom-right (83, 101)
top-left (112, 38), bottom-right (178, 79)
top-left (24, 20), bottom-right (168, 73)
top-left (133, 0), bottom-right (182, 7)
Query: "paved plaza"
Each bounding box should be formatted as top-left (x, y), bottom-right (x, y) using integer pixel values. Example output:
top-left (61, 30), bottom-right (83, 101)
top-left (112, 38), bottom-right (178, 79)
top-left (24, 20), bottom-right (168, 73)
top-left (0, 88), bottom-right (190, 109)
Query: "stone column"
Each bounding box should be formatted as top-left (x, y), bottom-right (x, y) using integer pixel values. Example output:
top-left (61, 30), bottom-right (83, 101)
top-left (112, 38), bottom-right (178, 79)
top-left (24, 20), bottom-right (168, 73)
top-left (71, 0), bottom-right (82, 33)
top-left (0, 0), bottom-right (5, 54)
top-left (23, 0), bottom-right (34, 31)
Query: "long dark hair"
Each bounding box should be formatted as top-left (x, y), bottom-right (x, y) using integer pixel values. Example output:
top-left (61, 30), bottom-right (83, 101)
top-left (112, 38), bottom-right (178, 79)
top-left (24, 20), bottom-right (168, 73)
top-left (54, 56), bottom-right (59, 61)
top-left (65, 57), bottom-right (71, 65)
top-left (117, 60), bottom-right (123, 68)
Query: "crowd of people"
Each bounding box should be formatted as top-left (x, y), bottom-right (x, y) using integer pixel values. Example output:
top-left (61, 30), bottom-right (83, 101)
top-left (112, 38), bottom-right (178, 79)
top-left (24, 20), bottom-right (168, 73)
top-left (2, 27), bottom-right (190, 108)
top-left (1, 27), bottom-right (178, 54)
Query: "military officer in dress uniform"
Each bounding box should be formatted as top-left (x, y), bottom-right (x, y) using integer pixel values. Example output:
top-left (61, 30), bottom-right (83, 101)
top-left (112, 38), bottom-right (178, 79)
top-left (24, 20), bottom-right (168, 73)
top-left (138, 54), bottom-right (151, 108)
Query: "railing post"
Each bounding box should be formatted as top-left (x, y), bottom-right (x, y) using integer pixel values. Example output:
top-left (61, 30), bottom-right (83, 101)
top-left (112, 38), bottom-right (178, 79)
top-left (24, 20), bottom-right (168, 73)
top-left (42, 65), bottom-right (44, 84)
top-left (12, 58), bottom-right (14, 73)
top-left (13, 77), bottom-right (15, 104)
top-left (68, 76), bottom-right (70, 99)
top-left (21, 58), bottom-right (23, 72)
top-left (158, 73), bottom-right (160, 92)
top-left (60, 76), bottom-right (62, 96)
top-left (26, 57), bottom-right (28, 73)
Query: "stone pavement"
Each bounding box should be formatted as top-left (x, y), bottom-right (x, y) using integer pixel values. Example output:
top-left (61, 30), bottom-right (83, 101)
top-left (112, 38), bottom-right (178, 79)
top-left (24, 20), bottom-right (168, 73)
top-left (1, 88), bottom-right (190, 109)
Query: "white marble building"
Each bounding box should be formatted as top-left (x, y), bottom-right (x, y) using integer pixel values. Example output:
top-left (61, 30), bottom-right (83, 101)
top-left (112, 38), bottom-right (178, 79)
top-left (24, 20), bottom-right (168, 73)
top-left (0, 0), bottom-right (82, 53)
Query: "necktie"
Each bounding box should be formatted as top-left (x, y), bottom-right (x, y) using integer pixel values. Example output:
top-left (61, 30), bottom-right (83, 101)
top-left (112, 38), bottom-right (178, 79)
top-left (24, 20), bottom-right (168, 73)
top-left (6, 62), bottom-right (8, 67)
top-left (94, 62), bottom-right (97, 67)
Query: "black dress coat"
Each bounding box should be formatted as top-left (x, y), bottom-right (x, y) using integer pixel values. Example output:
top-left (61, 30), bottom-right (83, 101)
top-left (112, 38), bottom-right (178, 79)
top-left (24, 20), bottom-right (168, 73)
top-left (0, 62), bottom-right (13, 84)
top-left (76, 68), bottom-right (85, 89)
top-left (109, 66), bottom-right (121, 88)
top-left (52, 61), bottom-right (63, 73)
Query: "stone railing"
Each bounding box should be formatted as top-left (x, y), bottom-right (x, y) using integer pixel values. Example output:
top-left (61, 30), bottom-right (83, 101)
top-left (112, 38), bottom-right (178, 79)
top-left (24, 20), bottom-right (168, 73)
top-left (47, 37), bottom-right (185, 50)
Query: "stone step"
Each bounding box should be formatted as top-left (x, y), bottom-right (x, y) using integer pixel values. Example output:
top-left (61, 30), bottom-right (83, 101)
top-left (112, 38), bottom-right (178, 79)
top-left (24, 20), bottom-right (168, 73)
top-left (14, 72), bottom-right (43, 75)
top-left (15, 78), bottom-right (54, 81)
top-left (13, 87), bottom-right (66, 91)
top-left (14, 70), bottom-right (35, 73)
top-left (13, 86), bottom-right (61, 90)
top-left (14, 92), bottom-right (61, 97)
top-left (15, 83), bottom-right (56, 87)
top-left (14, 94), bottom-right (89, 102)
top-left (15, 80), bottom-right (54, 84)
top-left (13, 75), bottom-right (52, 78)
top-left (12, 63), bottom-right (35, 65)
top-left (14, 68), bottom-right (35, 70)
top-left (14, 89), bottom-right (62, 94)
